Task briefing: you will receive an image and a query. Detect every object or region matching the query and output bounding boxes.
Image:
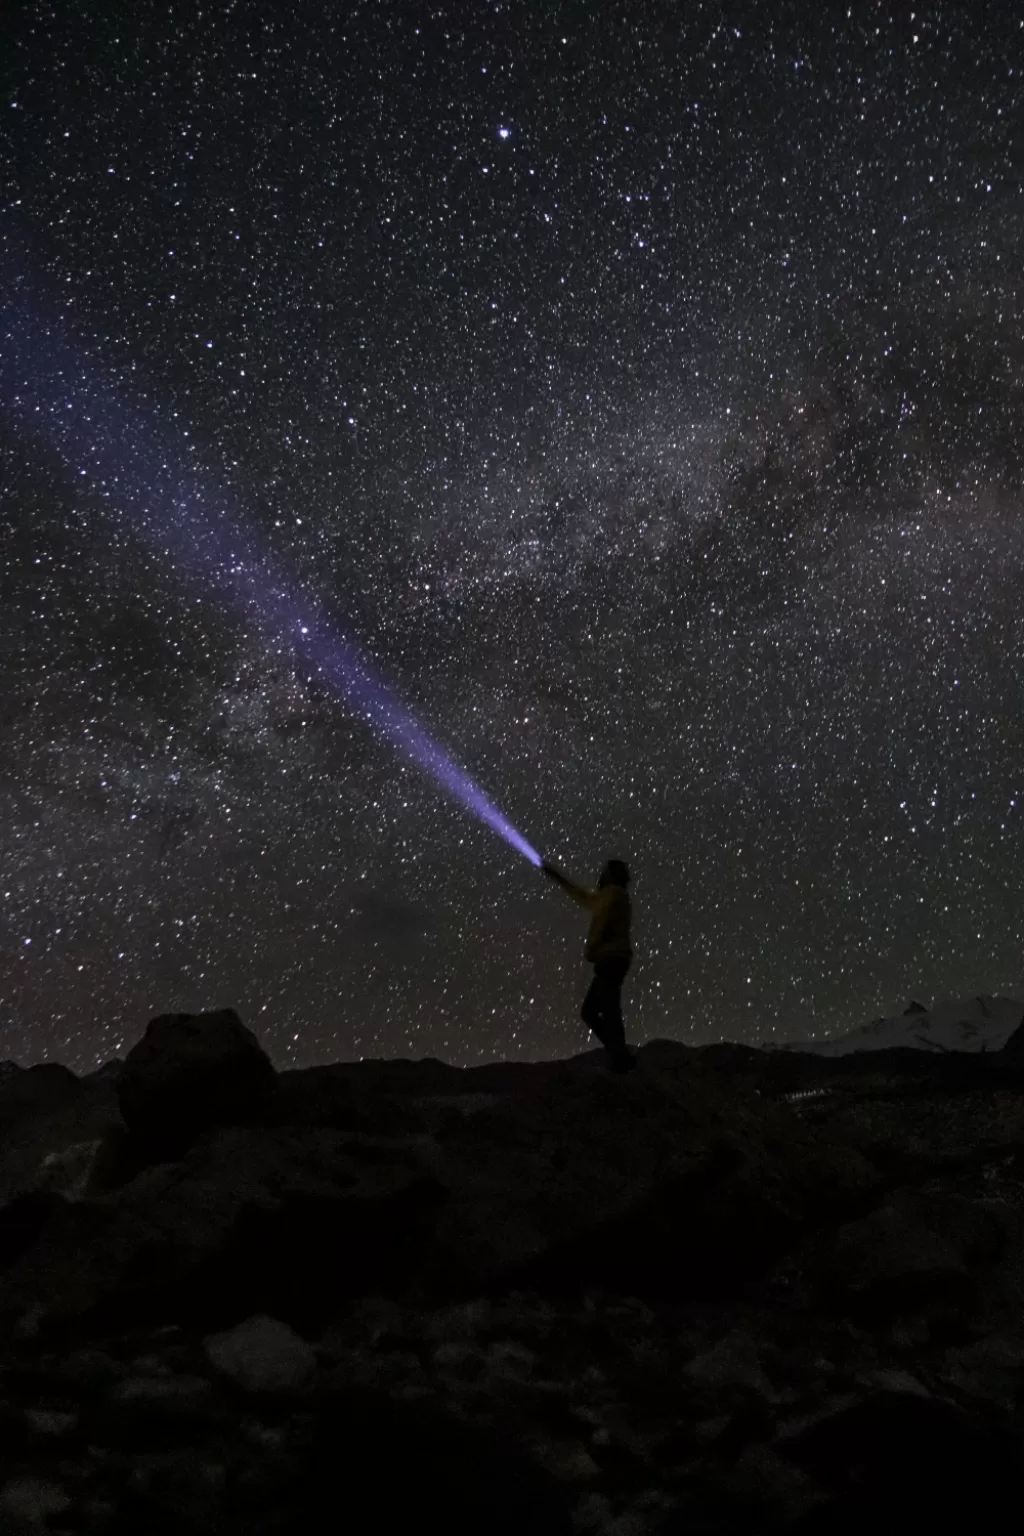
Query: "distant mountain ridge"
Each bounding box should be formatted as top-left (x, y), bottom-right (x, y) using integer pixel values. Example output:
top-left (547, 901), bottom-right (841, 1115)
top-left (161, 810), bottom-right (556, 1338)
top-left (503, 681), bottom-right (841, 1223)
top-left (4, 997), bottom-right (1022, 1081)
top-left (770, 994), bottom-right (1024, 1057)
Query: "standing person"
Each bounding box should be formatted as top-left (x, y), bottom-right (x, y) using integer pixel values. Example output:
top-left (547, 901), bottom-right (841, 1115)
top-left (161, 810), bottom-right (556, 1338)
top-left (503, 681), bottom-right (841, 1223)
top-left (542, 857), bottom-right (637, 1072)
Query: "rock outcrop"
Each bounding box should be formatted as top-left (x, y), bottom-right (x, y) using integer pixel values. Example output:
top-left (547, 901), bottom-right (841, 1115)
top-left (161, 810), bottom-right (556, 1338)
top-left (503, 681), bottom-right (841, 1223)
top-left (2, 1009), bottom-right (1024, 1534)
top-left (116, 1008), bottom-right (278, 1156)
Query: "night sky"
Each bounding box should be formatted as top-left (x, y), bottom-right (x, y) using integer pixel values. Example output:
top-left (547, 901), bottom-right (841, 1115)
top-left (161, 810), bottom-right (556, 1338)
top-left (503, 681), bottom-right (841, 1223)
top-left (2, 2), bottom-right (1022, 1074)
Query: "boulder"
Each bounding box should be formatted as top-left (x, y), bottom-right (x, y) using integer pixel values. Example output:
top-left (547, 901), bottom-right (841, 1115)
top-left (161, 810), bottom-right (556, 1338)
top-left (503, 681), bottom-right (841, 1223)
top-left (204, 1314), bottom-right (316, 1394)
top-left (117, 1010), bottom-right (278, 1155)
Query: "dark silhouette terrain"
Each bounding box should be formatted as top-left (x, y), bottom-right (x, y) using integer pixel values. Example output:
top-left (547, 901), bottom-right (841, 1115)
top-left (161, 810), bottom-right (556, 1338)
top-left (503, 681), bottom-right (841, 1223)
top-left (2, 1007), bottom-right (1024, 1533)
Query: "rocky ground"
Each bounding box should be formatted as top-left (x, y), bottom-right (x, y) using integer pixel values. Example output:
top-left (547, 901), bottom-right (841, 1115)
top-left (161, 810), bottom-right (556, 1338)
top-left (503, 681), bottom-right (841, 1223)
top-left (1, 1009), bottom-right (1024, 1534)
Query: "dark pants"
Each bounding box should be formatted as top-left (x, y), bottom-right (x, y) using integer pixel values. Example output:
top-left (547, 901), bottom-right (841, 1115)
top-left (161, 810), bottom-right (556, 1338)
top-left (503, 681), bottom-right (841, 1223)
top-left (581, 957), bottom-right (631, 1065)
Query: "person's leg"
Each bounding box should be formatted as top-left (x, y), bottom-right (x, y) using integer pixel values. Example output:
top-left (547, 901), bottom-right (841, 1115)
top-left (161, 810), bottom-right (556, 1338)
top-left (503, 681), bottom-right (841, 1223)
top-left (602, 960), bottom-right (635, 1071)
top-left (601, 965), bottom-right (627, 1065)
top-left (580, 971), bottom-right (608, 1045)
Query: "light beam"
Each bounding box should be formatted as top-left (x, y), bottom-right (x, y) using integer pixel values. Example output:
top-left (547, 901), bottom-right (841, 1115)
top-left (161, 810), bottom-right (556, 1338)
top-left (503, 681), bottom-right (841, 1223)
top-left (0, 261), bottom-right (542, 868)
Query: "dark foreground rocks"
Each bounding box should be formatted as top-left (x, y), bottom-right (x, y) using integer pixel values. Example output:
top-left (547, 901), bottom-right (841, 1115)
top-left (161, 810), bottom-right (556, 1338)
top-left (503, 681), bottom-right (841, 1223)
top-left (2, 1014), bottom-right (1024, 1533)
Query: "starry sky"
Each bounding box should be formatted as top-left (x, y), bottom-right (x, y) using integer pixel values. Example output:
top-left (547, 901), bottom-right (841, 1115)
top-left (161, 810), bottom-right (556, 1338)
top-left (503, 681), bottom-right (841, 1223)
top-left (2, 1), bottom-right (1022, 1073)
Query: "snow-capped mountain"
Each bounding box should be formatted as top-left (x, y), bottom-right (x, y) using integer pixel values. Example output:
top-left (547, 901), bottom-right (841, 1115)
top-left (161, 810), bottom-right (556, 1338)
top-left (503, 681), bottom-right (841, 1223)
top-left (771, 995), bottom-right (1023, 1056)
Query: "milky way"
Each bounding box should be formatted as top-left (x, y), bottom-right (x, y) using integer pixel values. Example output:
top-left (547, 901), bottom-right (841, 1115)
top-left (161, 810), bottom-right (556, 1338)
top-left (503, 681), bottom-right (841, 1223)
top-left (2, 3), bottom-right (1022, 1072)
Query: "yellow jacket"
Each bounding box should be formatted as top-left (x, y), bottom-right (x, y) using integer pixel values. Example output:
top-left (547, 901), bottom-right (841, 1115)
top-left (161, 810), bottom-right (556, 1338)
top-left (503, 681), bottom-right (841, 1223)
top-left (564, 882), bottom-right (633, 965)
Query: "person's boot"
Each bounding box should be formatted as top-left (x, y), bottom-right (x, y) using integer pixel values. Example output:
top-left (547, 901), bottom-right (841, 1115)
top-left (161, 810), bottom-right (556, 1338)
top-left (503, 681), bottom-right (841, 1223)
top-left (607, 1048), bottom-right (637, 1074)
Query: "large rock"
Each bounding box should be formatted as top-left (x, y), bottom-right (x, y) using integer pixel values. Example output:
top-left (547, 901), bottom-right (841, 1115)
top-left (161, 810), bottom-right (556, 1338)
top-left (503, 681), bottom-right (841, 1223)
top-left (117, 1010), bottom-right (278, 1155)
top-left (204, 1314), bottom-right (316, 1394)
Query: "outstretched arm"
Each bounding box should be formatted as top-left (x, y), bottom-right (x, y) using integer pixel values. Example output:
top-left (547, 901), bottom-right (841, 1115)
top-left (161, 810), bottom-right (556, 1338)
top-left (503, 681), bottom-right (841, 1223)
top-left (542, 860), bottom-right (598, 910)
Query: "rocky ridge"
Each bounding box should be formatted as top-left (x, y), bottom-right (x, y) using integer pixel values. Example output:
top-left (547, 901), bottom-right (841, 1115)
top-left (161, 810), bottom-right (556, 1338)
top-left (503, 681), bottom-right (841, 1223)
top-left (1, 1006), bottom-right (1023, 1533)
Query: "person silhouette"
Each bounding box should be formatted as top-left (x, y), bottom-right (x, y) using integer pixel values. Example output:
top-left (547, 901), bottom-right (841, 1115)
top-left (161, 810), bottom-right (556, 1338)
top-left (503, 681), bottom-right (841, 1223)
top-left (542, 857), bottom-right (637, 1072)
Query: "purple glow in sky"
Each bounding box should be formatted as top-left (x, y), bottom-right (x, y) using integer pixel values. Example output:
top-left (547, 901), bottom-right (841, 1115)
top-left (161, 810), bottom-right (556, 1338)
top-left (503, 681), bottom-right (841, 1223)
top-left (1, 263), bottom-right (542, 869)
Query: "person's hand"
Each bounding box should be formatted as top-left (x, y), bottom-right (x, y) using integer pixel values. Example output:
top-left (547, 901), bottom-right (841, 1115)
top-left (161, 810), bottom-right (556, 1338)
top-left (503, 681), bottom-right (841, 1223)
top-left (542, 859), bottom-right (565, 882)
